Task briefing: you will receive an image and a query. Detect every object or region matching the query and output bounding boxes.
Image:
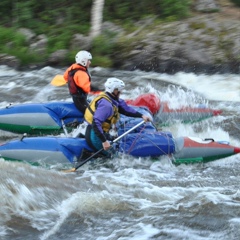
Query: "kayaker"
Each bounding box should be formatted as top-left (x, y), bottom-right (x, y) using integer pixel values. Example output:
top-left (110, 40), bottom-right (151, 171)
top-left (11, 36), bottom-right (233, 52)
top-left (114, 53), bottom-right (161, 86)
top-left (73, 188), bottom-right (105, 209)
top-left (63, 50), bottom-right (101, 114)
top-left (83, 77), bottom-right (152, 156)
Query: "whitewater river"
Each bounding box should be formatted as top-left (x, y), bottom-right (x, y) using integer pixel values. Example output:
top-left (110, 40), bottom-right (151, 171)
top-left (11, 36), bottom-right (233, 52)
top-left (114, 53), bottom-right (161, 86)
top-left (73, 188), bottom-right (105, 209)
top-left (0, 65), bottom-right (240, 240)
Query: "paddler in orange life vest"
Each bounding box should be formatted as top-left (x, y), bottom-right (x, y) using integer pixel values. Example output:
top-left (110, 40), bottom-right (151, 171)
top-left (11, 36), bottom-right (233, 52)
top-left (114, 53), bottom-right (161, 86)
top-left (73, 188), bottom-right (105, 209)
top-left (63, 50), bottom-right (101, 114)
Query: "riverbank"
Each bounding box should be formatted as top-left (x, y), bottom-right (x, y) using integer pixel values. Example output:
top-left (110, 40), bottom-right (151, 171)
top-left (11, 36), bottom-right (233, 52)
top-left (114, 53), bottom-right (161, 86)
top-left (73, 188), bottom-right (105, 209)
top-left (117, 3), bottom-right (240, 74)
top-left (0, 1), bottom-right (239, 74)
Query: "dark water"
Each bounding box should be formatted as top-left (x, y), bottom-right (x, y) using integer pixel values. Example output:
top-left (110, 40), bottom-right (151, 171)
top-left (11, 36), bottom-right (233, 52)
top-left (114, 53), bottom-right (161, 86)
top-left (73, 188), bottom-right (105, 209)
top-left (0, 65), bottom-right (240, 240)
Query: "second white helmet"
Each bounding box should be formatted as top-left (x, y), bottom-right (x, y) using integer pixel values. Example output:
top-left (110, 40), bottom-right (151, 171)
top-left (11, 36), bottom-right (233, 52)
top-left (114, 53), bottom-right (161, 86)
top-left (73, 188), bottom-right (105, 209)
top-left (105, 78), bottom-right (125, 93)
top-left (75, 50), bottom-right (92, 66)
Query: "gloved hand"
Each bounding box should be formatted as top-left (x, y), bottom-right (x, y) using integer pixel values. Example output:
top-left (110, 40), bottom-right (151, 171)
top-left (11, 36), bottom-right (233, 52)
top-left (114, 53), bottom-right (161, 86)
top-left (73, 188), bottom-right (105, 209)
top-left (142, 114), bottom-right (152, 122)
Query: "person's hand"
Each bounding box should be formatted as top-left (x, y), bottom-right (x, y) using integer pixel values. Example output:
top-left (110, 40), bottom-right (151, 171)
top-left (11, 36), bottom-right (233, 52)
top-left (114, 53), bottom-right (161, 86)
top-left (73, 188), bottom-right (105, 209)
top-left (142, 115), bottom-right (152, 122)
top-left (102, 141), bottom-right (111, 150)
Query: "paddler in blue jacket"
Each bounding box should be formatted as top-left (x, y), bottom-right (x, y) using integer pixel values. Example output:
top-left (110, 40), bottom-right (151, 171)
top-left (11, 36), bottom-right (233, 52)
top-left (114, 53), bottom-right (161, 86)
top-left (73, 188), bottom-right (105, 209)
top-left (84, 77), bottom-right (151, 155)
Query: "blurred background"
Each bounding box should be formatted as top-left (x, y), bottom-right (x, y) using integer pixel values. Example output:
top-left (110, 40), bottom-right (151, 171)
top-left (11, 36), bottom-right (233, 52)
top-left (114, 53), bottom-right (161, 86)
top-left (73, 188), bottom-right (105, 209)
top-left (0, 0), bottom-right (239, 73)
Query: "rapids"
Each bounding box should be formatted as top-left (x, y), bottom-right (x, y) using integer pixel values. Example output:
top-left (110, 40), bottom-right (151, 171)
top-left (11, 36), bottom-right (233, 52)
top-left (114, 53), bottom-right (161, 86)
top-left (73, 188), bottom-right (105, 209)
top-left (0, 65), bottom-right (240, 240)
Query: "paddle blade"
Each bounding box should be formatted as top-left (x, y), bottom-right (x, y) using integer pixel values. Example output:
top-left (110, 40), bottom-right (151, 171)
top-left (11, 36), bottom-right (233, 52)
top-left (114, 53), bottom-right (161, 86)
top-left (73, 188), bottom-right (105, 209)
top-left (51, 75), bottom-right (67, 86)
top-left (62, 168), bottom-right (77, 173)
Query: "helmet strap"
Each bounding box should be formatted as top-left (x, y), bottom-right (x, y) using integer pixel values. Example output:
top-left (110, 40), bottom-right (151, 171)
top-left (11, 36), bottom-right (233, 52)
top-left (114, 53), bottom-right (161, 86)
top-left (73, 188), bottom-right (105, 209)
top-left (112, 90), bottom-right (120, 99)
top-left (107, 91), bottom-right (118, 100)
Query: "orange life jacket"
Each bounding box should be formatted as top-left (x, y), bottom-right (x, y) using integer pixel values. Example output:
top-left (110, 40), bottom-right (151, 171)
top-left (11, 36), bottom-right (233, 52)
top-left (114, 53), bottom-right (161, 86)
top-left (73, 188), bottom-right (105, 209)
top-left (68, 66), bottom-right (91, 96)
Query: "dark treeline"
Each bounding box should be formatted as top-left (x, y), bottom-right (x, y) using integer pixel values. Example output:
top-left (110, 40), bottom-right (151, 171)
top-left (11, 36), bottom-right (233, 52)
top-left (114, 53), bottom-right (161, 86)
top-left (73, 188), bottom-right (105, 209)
top-left (0, 0), bottom-right (191, 34)
top-left (0, 0), bottom-right (192, 66)
top-left (0, 0), bottom-right (239, 67)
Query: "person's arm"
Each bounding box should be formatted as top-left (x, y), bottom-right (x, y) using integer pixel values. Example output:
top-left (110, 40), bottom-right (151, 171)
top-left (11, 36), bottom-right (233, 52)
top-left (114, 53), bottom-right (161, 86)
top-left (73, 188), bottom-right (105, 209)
top-left (74, 71), bottom-right (91, 93)
top-left (92, 99), bottom-right (113, 143)
top-left (118, 99), bottom-right (151, 121)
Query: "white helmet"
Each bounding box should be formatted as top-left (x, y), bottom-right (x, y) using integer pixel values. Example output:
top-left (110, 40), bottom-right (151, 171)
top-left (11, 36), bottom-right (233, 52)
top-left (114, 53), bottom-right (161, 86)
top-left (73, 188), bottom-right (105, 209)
top-left (105, 78), bottom-right (125, 93)
top-left (75, 50), bottom-right (92, 66)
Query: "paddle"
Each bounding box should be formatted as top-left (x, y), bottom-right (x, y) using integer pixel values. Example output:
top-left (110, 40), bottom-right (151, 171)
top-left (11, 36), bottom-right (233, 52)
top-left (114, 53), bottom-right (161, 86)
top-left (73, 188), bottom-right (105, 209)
top-left (51, 75), bottom-right (66, 86)
top-left (63, 120), bottom-right (146, 173)
top-left (50, 74), bottom-right (103, 95)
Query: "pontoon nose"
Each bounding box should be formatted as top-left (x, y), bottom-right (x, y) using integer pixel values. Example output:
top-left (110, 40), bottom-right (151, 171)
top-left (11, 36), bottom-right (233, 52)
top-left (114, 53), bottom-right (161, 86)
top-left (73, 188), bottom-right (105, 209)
top-left (234, 147), bottom-right (240, 154)
top-left (213, 110), bottom-right (222, 116)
